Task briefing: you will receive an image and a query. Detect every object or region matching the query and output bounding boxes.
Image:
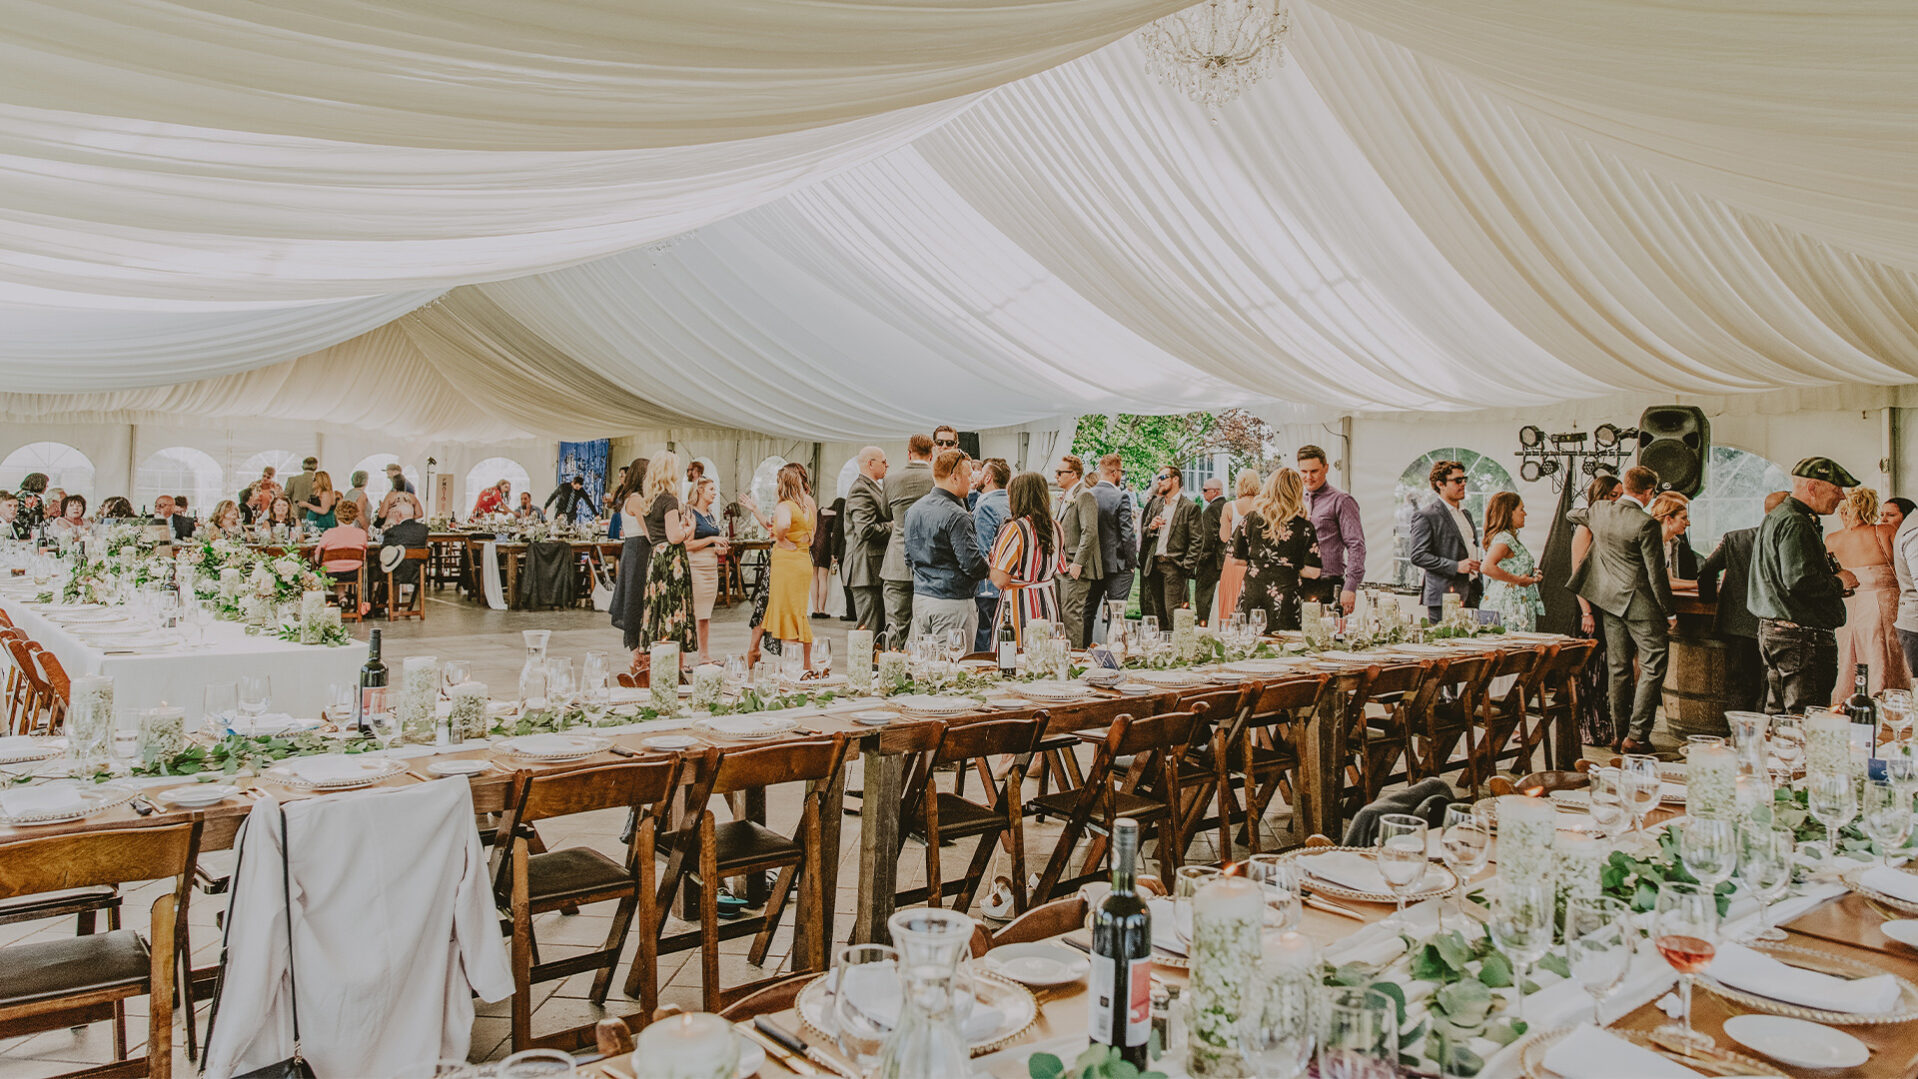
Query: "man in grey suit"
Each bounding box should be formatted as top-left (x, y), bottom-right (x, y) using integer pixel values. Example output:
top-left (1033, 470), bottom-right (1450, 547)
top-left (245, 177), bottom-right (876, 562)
top-left (1090, 453), bottom-right (1134, 641)
top-left (1137, 464), bottom-right (1203, 624)
top-left (1054, 455), bottom-right (1103, 648)
top-left (1407, 458), bottom-right (1483, 622)
top-left (1567, 465), bottom-right (1674, 753)
top-left (880, 432), bottom-right (936, 647)
top-left (842, 445), bottom-right (892, 639)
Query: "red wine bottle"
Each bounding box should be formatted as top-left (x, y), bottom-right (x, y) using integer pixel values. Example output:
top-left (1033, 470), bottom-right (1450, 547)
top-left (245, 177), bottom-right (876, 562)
top-left (1089, 817), bottom-right (1151, 1068)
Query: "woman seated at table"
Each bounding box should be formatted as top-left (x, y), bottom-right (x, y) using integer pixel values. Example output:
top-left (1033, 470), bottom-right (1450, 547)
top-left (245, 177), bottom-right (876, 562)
top-left (300, 470), bottom-right (339, 531)
top-left (1647, 491), bottom-right (1698, 589)
top-left (265, 494), bottom-right (299, 532)
top-left (315, 500), bottom-right (368, 592)
top-left (95, 495), bottom-right (136, 521)
top-left (1233, 467), bottom-right (1321, 630)
top-left (209, 499), bottom-right (245, 537)
top-left (46, 494), bottom-right (89, 541)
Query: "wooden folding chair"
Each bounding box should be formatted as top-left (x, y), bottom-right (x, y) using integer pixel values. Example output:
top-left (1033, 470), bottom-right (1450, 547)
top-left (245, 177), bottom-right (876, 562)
top-left (896, 715), bottom-right (1047, 915)
top-left (29, 647), bottom-right (70, 735)
top-left (1335, 662), bottom-right (1430, 819)
top-left (653, 736), bottom-right (851, 1012)
top-left (1535, 640), bottom-right (1598, 764)
top-left (384, 547), bottom-right (430, 621)
top-left (1478, 645), bottom-right (1549, 776)
top-left (491, 755), bottom-right (684, 1051)
top-left (315, 546), bottom-right (364, 621)
top-left (1407, 655), bottom-right (1494, 795)
top-left (0, 819), bottom-right (202, 1079)
top-left (1207, 673), bottom-right (1333, 857)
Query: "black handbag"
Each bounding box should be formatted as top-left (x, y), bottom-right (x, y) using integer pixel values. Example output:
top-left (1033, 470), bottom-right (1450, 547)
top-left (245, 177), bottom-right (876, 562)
top-left (205, 804), bottom-right (317, 1079)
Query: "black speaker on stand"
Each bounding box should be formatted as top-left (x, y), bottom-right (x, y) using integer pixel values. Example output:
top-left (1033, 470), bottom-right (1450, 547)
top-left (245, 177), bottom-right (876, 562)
top-left (957, 431), bottom-right (982, 460)
top-left (1637, 406), bottom-right (1711, 497)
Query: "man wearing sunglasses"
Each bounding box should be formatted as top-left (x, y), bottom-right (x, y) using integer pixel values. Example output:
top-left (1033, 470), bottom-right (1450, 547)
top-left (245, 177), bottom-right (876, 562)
top-left (1137, 464), bottom-right (1202, 625)
top-left (1407, 459), bottom-right (1482, 622)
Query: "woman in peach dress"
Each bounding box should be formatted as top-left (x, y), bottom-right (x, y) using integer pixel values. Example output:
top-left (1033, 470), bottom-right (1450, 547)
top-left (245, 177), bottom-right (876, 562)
top-left (1215, 468), bottom-right (1260, 620)
top-left (1828, 486), bottom-right (1910, 700)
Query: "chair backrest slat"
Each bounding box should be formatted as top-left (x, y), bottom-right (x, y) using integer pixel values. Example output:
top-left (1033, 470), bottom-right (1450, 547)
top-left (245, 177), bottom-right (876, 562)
top-left (513, 756), bottom-right (683, 824)
top-left (0, 820), bottom-right (201, 898)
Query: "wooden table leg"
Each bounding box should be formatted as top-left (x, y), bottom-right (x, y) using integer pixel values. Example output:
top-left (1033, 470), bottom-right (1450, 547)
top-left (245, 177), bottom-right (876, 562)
top-left (805, 754), bottom-right (847, 967)
top-left (852, 745), bottom-right (903, 947)
top-left (1295, 683), bottom-right (1340, 841)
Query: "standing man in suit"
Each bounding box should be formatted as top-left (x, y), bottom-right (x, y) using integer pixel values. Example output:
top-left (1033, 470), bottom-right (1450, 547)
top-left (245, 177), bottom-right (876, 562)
top-left (843, 445), bottom-right (892, 640)
top-left (1408, 459), bottom-right (1484, 622)
top-left (971, 459), bottom-right (1012, 649)
top-left (1090, 454), bottom-right (1135, 641)
top-left (1054, 455), bottom-right (1103, 647)
top-left (1567, 465), bottom-right (1674, 753)
top-left (1699, 490), bottom-right (1787, 715)
top-left (1138, 464), bottom-right (1203, 624)
top-left (881, 433), bottom-right (936, 647)
top-left (1193, 477), bottom-right (1228, 625)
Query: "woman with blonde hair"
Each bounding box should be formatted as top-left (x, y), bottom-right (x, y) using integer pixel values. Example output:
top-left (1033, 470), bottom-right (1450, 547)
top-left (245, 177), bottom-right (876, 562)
top-left (1231, 468), bottom-right (1321, 630)
top-left (639, 452), bottom-right (696, 670)
top-left (743, 463), bottom-right (817, 667)
top-left (685, 477), bottom-right (730, 662)
top-left (210, 499), bottom-right (244, 537)
top-left (299, 470), bottom-right (338, 530)
top-left (1480, 491), bottom-right (1544, 631)
top-left (1216, 468), bottom-right (1259, 620)
top-left (1828, 485), bottom-right (1909, 697)
top-left (1646, 490), bottom-right (1699, 582)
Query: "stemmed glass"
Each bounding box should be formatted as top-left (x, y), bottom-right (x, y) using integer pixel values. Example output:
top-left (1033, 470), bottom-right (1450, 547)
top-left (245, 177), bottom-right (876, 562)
top-left (202, 681), bottom-right (238, 737)
top-left (1861, 777), bottom-right (1913, 865)
top-left (1679, 813), bottom-right (1738, 906)
top-left (1621, 754), bottom-right (1662, 845)
top-left (441, 660), bottom-right (471, 699)
top-left (814, 638), bottom-right (833, 677)
top-left (1564, 896), bottom-right (1634, 1025)
top-left (1653, 881), bottom-right (1719, 1053)
top-left (236, 675), bottom-right (271, 725)
top-left (580, 651), bottom-right (610, 711)
top-left (1586, 767), bottom-right (1632, 841)
top-left (1243, 973), bottom-right (1315, 1079)
top-left (1768, 713), bottom-right (1806, 787)
top-left (1738, 822), bottom-right (1794, 942)
top-left (1242, 853), bottom-right (1302, 932)
top-left (945, 629), bottom-right (966, 666)
top-left (1806, 769), bottom-right (1859, 866)
top-left (830, 943), bottom-right (900, 1075)
top-left (724, 655), bottom-right (747, 692)
top-left (1882, 690), bottom-right (1915, 750)
top-left (1246, 608), bottom-right (1267, 639)
top-left (1438, 804), bottom-right (1491, 930)
top-left (1489, 880), bottom-right (1554, 1028)
top-left (1316, 986), bottom-right (1396, 1079)
top-left (1173, 865), bottom-right (1222, 951)
top-left (546, 658), bottom-right (576, 712)
top-left (364, 686), bottom-right (400, 750)
top-left (1375, 813), bottom-right (1429, 927)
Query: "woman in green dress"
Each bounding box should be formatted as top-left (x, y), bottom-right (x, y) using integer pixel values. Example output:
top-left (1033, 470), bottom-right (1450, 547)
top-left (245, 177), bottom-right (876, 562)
top-left (1480, 491), bottom-right (1544, 631)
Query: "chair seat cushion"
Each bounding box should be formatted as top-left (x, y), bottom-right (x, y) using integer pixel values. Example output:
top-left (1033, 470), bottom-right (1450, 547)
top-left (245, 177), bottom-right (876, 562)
top-left (911, 792), bottom-right (1002, 839)
top-left (0, 928), bottom-right (148, 1008)
top-left (1028, 788), bottom-right (1166, 822)
top-left (710, 820), bottom-right (801, 871)
top-left (526, 847), bottom-right (630, 903)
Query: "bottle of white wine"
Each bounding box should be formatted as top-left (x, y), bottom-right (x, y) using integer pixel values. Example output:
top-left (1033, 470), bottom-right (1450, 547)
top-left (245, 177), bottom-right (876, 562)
top-left (1088, 817), bottom-right (1151, 1067)
top-left (998, 621), bottom-right (1018, 678)
top-left (1846, 663), bottom-right (1879, 761)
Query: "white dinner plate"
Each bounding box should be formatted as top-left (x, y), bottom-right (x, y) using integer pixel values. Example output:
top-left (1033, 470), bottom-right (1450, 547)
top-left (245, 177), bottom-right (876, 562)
top-left (642, 734), bottom-right (700, 751)
top-left (888, 694), bottom-right (977, 715)
top-left (1722, 1014), bottom-right (1868, 1070)
top-left (697, 715), bottom-right (799, 740)
top-left (850, 710), bottom-right (895, 726)
top-left (1881, 920), bottom-right (1918, 950)
top-left (495, 733), bottom-right (608, 760)
top-left (427, 759), bottom-right (494, 776)
top-left (630, 1038), bottom-right (761, 1079)
top-left (0, 781), bottom-right (137, 825)
top-left (157, 784), bottom-right (241, 808)
top-left (224, 714), bottom-right (320, 737)
top-left (0, 735), bottom-right (64, 765)
top-left (265, 754), bottom-right (406, 789)
top-left (982, 942), bottom-right (1089, 987)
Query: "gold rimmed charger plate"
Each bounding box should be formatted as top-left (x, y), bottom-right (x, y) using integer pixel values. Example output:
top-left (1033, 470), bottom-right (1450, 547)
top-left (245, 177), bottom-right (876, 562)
top-left (794, 968), bottom-right (1038, 1057)
top-left (1841, 864), bottom-right (1918, 916)
top-left (1274, 844), bottom-right (1459, 904)
top-left (1516, 1025), bottom-right (1771, 1078)
top-left (1698, 940), bottom-right (1918, 1025)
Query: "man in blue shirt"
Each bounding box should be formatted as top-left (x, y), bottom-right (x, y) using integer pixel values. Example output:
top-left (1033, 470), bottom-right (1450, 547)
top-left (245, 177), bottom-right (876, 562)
top-left (970, 458), bottom-right (1011, 650)
top-left (905, 449), bottom-right (990, 646)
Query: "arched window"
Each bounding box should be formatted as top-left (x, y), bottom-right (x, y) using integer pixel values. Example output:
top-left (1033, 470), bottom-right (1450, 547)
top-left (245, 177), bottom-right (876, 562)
top-left (0, 442), bottom-right (96, 500)
top-left (464, 457), bottom-right (532, 512)
top-left (352, 454), bottom-right (421, 496)
top-left (240, 450), bottom-right (302, 489)
top-left (835, 458), bottom-right (860, 501)
top-left (1689, 446), bottom-right (1791, 554)
top-left (1390, 448), bottom-right (1518, 589)
top-left (135, 447), bottom-right (224, 515)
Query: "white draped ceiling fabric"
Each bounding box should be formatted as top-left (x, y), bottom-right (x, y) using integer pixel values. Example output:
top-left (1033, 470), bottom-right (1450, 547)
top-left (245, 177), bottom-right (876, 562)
top-left (2, 0), bottom-right (1914, 442)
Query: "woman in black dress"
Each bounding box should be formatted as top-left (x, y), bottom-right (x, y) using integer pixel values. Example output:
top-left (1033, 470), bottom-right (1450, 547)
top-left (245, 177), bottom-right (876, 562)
top-left (607, 456), bottom-right (651, 667)
top-left (1233, 467), bottom-right (1323, 631)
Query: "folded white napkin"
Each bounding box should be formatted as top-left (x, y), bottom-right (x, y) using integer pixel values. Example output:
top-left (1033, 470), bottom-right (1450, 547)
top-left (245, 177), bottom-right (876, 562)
top-left (1709, 939), bottom-right (1900, 1013)
top-left (290, 754), bottom-right (373, 779)
top-left (0, 785), bottom-right (88, 817)
top-left (1298, 850), bottom-right (1443, 893)
top-left (1539, 1024), bottom-right (1700, 1078)
top-left (838, 966), bottom-right (1003, 1040)
top-left (1320, 920), bottom-right (1407, 968)
top-left (1859, 864), bottom-right (1918, 905)
top-left (1146, 897), bottom-right (1186, 956)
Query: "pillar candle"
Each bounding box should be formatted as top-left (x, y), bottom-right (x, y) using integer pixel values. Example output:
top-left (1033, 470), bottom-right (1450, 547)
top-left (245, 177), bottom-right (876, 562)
top-left (649, 642), bottom-right (680, 714)
top-left (846, 629), bottom-right (874, 692)
top-left (1187, 876), bottom-right (1262, 1078)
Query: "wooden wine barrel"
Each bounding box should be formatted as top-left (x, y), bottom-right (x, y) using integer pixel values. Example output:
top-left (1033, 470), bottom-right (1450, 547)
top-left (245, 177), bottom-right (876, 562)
top-left (1662, 635), bottom-right (1729, 740)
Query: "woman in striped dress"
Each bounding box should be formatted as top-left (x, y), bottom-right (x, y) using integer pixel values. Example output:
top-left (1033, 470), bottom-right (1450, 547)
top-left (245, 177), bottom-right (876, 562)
top-left (988, 471), bottom-right (1061, 646)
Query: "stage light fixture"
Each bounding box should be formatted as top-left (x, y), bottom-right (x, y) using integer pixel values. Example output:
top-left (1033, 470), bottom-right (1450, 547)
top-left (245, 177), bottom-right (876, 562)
top-left (1518, 425), bottom-right (1544, 448)
top-left (1520, 460), bottom-right (1541, 482)
top-left (1593, 423), bottom-right (1620, 448)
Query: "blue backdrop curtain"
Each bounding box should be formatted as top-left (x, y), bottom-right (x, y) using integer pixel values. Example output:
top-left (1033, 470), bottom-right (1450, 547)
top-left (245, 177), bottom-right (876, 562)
top-left (556, 439), bottom-right (611, 519)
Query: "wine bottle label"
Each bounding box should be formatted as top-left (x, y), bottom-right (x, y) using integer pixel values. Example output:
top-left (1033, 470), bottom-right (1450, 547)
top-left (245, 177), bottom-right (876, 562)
top-left (1088, 956), bottom-right (1151, 1047)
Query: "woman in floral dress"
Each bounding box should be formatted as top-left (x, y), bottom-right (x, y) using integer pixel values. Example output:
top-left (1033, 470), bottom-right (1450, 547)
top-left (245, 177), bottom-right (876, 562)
top-left (640, 452), bottom-right (697, 664)
top-left (1232, 468), bottom-right (1322, 630)
top-left (1480, 491), bottom-right (1544, 631)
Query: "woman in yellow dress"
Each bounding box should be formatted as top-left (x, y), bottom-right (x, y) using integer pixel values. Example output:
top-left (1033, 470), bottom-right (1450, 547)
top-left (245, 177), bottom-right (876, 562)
top-left (743, 462), bottom-right (816, 668)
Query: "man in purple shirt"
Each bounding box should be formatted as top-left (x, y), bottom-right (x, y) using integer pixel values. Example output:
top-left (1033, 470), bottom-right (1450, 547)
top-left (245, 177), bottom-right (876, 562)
top-left (1298, 444), bottom-right (1366, 614)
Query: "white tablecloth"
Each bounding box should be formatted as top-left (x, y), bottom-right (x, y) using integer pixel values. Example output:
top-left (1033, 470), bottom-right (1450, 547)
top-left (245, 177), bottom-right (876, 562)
top-left (1, 593), bottom-right (368, 723)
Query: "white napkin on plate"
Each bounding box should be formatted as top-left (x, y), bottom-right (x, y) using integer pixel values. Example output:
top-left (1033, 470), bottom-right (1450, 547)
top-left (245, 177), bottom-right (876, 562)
top-left (1708, 939), bottom-right (1900, 1013)
top-left (290, 754), bottom-right (373, 779)
top-left (1298, 850), bottom-right (1442, 893)
top-left (1539, 1024), bottom-right (1700, 1078)
top-left (1145, 897), bottom-right (1186, 955)
top-left (0, 785), bottom-right (88, 817)
top-left (1860, 864), bottom-right (1918, 905)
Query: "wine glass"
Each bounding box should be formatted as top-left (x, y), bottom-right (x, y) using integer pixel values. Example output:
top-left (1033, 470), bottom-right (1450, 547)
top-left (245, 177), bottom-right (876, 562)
top-left (1375, 812), bottom-right (1428, 927)
top-left (1738, 822), bottom-right (1794, 943)
top-left (1806, 769), bottom-right (1859, 866)
top-left (813, 638), bottom-right (833, 677)
top-left (236, 675), bottom-right (271, 725)
top-left (1489, 880), bottom-right (1553, 1028)
top-left (111, 708), bottom-right (142, 770)
top-left (1564, 896), bottom-right (1634, 1026)
top-left (1883, 690), bottom-right (1915, 749)
top-left (1241, 853), bottom-right (1302, 932)
top-left (1680, 812), bottom-right (1739, 891)
top-left (1140, 615), bottom-right (1159, 645)
top-left (1439, 803), bottom-right (1491, 930)
top-left (1862, 776), bottom-right (1912, 865)
top-left (945, 628), bottom-right (966, 665)
top-left (1653, 881), bottom-right (1719, 1052)
top-left (202, 681), bottom-right (238, 736)
top-left (830, 943), bottom-right (900, 1074)
top-left (325, 682), bottom-right (354, 727)
top-left (546, 658), bottom-right (576, 712)
top-left (1586, 767), bottom-right (1631, 841)
top-left (1621, 753), bottom-right (1662, 844)
top-left (1768, 713), bottom-right (1806, 786)
top-left (1247, 608), bottom-right (1267, 639)
top-left (1316, 986), bottom-right (1396, 1079)
top-left (441, 660), bottom-right (471, 698)
top-left (1173, 865), bottom-right (1221, 950)
top-left (1243, 972), bottom-right (1315, 1079)
top-left (580, 651), bottom-right (610, 710)
top-left (364, 686), bottom-right (400, 749)
top-left (724, 655), bottom-right (747, 691)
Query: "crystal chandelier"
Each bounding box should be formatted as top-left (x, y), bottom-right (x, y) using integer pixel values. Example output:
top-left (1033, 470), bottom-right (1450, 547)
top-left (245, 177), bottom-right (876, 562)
top-left (1138, 0), bottom-right (1291, 118)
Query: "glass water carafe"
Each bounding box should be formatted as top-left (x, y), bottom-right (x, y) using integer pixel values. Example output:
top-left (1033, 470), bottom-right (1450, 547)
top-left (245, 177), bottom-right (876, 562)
top-left (877, 908), bottom-right (975, 1079)
top-left (518, 629), bottom-right (552, 711)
